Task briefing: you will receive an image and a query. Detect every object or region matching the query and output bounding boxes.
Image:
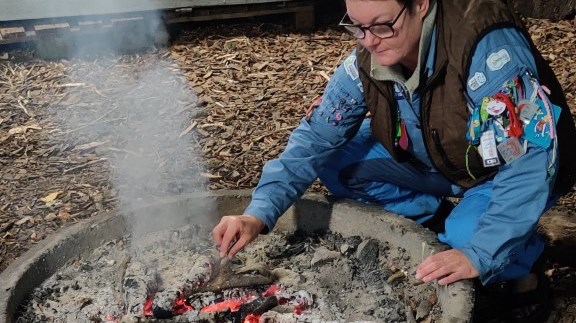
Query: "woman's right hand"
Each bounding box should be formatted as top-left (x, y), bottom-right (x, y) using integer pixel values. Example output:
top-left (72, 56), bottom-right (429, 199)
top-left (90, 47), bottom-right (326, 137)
top-left (212, 215), bottom-right (266, 258)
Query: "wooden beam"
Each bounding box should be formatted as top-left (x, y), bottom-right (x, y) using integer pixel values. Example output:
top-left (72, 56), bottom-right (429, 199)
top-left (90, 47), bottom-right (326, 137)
top-left (0, 0), bottom-right (295, 22)
top-left (0, 1), bottom-right (316, 46)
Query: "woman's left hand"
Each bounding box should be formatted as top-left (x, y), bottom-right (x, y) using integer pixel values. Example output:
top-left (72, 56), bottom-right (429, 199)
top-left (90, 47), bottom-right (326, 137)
top-left (415, 249), bottom-right (479, 285)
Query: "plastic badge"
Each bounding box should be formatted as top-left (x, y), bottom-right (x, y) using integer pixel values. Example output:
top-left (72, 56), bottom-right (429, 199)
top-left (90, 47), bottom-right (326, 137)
top-left (497, 137), bottom-right (526, 164)
top-left (523, 100), bottom-right (561, 148)
top-left (518, 99), bottom-right (539, 124)
top-left (480, 130), bottom-right (501, 167)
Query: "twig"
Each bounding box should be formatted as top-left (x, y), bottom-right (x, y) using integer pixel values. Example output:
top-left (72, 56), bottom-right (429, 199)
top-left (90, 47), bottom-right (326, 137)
top-left (421, 242), bottom-right (426, 262)
top-left (252, 126), bottom-right (296, 142)
top-left (63, 158), bottom-right (108, 174)
top-left (17, 100), bottom-right (31, 117)
top-left (108, 147), bottom-right (143, 158)
top-left (62, 117), bottom-right (126, 134)
top-left (55, 83), bottom-right (86, 88)
top-left (116, 254), bottom-right (131, 310)
top-left (62, 105), bottom-right (120, 134)
top-left (331, 48), bottom-right (348, 74)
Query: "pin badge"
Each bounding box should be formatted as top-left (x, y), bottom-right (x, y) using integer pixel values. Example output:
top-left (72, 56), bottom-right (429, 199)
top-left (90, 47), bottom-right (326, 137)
top-left (486, 99), bottom-right (507, 116)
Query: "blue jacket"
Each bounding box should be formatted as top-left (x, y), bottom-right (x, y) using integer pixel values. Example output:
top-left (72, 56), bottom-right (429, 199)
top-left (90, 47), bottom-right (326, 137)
top-left (245, 27), bottom-right (557, 282)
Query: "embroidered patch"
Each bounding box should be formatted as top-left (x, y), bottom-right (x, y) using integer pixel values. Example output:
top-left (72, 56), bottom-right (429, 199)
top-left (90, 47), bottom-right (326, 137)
top-left (486, 49), bottom-right (511, 71)
top-left (316, 91), bottom-right (358, 127)
top-left (343, 55), bottom-right (359, 80)
top-left (468, 72), bottom-right (487, 91)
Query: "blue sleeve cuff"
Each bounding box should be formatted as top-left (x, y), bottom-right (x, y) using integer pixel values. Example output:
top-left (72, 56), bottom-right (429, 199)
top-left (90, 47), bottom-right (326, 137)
top-left (244, 198), bottom-right (279, 234)
top-left (460, 245), bottom-right (508, 285)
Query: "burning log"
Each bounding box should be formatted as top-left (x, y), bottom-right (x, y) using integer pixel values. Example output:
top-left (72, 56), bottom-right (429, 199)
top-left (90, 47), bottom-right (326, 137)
top-left (148, 253), bottom-right (216, 318)
top-left (199, 267), bottom-right (274, 293)
top-left (123, 260), bottom-right (159, 315)
top-left (240, 296), bottom-right (279, 316)
top-left (19, 228), bottom-right (437, 322)
top-left (183, 254), bottom-right (217, 293)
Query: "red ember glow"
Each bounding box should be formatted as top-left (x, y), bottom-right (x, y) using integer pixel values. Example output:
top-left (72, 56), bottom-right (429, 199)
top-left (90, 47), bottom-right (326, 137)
top-left (293, 303), bottom-right (306, 315)
top-left (142, 284), bottom-right (302, 320)
top-left (173, 293), bottom-right (195, 315)
top-left (104, 313), bottom-right (116, 321)
top-left (143, 296), bottom-right (153, 316)
top-left (200, 296), bottom-right (255, 313)
top-left (262, 284), bottom-right (280, 297)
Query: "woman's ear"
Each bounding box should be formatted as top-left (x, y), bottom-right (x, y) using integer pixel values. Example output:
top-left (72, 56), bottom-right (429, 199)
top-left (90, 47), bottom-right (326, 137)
top-left (416, 0), bottom-right (430, 19)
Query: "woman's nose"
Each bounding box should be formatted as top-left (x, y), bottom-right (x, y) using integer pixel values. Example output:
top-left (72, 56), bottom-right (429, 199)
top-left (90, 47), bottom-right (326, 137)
top-left (361, 30), bottom-right (381, 48)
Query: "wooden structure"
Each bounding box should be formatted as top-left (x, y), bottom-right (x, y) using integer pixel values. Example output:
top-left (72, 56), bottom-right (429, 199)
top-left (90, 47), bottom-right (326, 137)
top-left (0, 0), bottom-right (316, 46)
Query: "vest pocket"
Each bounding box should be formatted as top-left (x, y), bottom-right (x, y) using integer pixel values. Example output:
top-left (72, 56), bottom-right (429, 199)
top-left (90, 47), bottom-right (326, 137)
top-left (431, 129), bottom-right (458, 171)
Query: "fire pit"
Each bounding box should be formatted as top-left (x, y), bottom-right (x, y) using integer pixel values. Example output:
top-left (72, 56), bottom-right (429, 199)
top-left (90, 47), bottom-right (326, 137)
top-left (0, 190), bottom-right (473, 322)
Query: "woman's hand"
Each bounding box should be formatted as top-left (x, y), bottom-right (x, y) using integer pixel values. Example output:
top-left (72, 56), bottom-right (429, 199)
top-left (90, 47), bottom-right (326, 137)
top-left (415, 249), bottom-right (479, 285)
top-left (212, 215), bottom-right (265, 258)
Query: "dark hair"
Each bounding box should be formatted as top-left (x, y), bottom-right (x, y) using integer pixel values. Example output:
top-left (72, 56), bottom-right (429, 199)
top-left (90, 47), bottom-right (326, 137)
top-left (396, 0), bottom-right (416, 13)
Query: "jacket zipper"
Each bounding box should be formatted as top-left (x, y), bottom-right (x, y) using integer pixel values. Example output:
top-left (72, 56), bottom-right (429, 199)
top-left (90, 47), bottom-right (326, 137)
top-left (431, 129), bottom-right (458, 171)
top-left (420, 60), bottom-right (462, 181)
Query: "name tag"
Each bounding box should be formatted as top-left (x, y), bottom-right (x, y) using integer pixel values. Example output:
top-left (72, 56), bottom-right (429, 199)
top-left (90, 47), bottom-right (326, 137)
top-left (480, 130), bottom-right (501, 167)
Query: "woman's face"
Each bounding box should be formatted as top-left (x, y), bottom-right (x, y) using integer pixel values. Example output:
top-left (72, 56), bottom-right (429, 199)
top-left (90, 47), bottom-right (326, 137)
top-left (345, 0), bottom-right (428, 68)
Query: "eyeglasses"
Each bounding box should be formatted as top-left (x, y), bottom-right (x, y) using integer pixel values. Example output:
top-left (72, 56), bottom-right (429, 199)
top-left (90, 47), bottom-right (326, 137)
top-left (339, 4), bottom-right (408, 39)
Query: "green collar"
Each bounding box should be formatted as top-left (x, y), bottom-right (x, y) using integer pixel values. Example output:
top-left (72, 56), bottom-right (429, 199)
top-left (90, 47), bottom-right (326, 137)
top-left (370, 0), bottom-right (437, 101)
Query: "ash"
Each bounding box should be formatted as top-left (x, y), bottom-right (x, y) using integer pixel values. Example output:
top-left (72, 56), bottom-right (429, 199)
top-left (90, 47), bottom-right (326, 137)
top-left (17, 225), bottom-right (440, 323)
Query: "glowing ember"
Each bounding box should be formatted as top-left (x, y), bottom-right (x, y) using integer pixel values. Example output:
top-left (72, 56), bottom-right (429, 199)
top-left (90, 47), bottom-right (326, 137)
top-left (200, 296), bottom-right (255, 313)
top-left (262, 284), bottom-right (280, 297)
top-left (243, 313), bottom-right (259, 323)
top-left (104, 313), bottom-right (116, 321)
top-left (173, 293), bottom-right (194, 315)
top-left (293, 303), bottom-right (306, 315)
top-left (143, 296), bottom-right (153, 316)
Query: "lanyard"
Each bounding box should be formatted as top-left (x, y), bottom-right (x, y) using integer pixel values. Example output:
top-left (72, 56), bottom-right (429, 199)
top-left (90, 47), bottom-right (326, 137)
top-left (395, 107), bottom-right (409, 150)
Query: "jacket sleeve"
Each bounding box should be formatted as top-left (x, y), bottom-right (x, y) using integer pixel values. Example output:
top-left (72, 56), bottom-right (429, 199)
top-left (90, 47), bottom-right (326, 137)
top-left (459, 27), bottom-right (558, 284)
top-left (244, 51), bottom-right (368, 231)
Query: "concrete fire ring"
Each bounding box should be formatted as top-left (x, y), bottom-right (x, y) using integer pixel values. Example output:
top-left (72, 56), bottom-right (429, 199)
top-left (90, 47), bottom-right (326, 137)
top-left (0, 190), bottom-right (474, 322)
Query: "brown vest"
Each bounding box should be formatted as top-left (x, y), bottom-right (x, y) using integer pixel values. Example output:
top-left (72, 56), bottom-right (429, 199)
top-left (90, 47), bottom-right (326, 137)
top-left (357, 0), bottom-right (576, 195)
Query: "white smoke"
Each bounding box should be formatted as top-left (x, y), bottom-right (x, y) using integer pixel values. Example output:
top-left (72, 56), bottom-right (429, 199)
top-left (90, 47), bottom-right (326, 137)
top-left (45, 3), bottom-right (213, 243)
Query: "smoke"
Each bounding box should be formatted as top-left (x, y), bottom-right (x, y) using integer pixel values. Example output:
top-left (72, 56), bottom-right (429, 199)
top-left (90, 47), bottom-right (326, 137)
top-left (48, 3), bottom-right (213, 245)
top-left (34, 1), bottom-right (170, 59)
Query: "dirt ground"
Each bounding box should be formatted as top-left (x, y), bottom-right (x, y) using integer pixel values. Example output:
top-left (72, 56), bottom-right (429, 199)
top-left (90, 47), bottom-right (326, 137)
top-left (0, 14), bottom-right (575, 323)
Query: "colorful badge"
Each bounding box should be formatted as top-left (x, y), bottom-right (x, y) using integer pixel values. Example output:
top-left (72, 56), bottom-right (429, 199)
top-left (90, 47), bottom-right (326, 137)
top-left (485, 99), bottom-right (506, 116)
top-left (468, 72), bottom-right (487, 91)
top-left (486, 49), bottom-right (511, 71)
top-left (523, 100), bottom-right (561, 148)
